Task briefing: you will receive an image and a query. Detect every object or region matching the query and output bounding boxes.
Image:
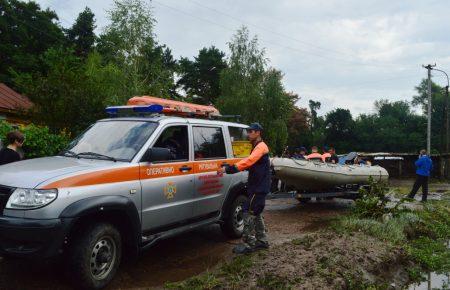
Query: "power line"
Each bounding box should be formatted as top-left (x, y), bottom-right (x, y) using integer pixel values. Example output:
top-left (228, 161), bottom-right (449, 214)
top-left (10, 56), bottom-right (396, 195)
top-left (187, 0), bottom-right (358, 58)
top-left (153, 0), bottom-right (414, 70)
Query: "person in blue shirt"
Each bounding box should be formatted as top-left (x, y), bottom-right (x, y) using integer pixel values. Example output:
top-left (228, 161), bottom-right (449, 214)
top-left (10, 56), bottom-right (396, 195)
top-left (407, 149), bottom-right (433, 202)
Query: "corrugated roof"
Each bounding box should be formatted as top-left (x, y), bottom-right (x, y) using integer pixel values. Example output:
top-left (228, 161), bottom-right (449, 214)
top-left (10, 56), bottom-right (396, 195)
top-left (0, 83), bottom-right (33, 111)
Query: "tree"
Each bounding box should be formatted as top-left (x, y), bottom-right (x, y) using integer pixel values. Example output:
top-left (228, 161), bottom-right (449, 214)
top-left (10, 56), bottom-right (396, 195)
top-left (353, 100), bottom-right (426, 153)
top-left (218, 27), bottom-right (295, 154)
top-left (0, 0), bottom-right (65, 86)
top-left (66, 7), bottom-right (96, 57)
top-left (324, 108), bottom-right (355, 152)
top-left (97, 0), bottom-right (177, 100)
top-left (178, 46), bottom-right (227, 105)
top-left (14, 49), bottom-right (125, 134)
top-left (308, 99), bottom-right (325, 146)
top-left (286, 107), bottom-right (310, 148)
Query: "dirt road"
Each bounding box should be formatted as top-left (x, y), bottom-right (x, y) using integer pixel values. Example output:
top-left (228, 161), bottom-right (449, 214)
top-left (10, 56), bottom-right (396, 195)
top-left (0, 197), bottom-right (352, 289)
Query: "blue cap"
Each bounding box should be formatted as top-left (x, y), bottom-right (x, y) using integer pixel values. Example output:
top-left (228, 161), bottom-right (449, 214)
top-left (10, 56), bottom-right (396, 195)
top-left (248, 122), bottom-right (263, 131)
top-left (299, 146), bottom-right (306, 152)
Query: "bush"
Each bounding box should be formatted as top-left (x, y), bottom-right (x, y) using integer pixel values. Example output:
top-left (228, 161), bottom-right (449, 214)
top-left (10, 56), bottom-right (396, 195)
top-left (0, 121), bottom-right (70, 158)
top-left (353, 177), bottom-right (392, 219)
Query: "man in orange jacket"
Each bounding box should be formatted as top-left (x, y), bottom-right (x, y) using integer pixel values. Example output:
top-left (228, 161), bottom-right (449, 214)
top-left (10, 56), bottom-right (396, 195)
top-left (218, 123), bottom-right (271, 254)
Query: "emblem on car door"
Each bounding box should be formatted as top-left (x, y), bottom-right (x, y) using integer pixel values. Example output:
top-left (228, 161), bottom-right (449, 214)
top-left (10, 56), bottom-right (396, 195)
top-left (164, 182), bottom-right (177, 199)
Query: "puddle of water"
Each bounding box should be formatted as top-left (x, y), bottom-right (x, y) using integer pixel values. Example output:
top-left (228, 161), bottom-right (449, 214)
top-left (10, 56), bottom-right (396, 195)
top-left (408, 272), bottom-right (450, 290)
top-left (409, 241), bottom-right (450, 290)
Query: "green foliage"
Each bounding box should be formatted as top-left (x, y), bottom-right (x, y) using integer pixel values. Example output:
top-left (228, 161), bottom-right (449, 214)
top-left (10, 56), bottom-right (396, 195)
top-left (178, 46), bottom-right (227, 105)
top-left (324, 108), bottom-right (355, 150)
top-left (407, 237), bottom-right (450, 272)
top-left (353, 178), bottom-right (391, 219)
top-left (218, 27), bottom-right (296, 154)
top-left (98, 0), bottom-right (177, 99)
top-left (66, 7), bottom-right (96, 57)
top-left (165, 272), bottom-right (220, 290)
top-left (14, 49), bottom-right (124, 135)
top-left (0, 0), bottom-right (65, 86)
top-left (257, 274), bottom-right (292, 290)
top-left (0, 121), bottom-right (69, 158)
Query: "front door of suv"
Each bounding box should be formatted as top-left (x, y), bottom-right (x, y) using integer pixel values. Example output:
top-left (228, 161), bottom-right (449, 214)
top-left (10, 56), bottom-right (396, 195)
top-left (139, 124), bottom-right (194, 231)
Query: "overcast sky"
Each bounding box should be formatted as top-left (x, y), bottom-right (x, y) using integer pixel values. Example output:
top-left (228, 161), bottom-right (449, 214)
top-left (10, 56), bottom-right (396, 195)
top-left (35, 0), bottom-right (450, 116)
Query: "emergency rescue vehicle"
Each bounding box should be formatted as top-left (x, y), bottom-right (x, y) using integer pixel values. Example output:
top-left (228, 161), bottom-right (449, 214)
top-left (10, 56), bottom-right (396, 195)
top-left (0, 97), bottom-right (252, 289)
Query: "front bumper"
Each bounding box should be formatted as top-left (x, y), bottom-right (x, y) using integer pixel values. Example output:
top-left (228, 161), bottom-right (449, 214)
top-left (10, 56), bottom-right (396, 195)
top-left (0, 216), bottom-right (74, 259)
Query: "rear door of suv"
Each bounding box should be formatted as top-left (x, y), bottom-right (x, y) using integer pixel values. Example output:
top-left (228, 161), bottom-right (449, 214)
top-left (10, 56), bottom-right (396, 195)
top-left (191, 124), bottom-right (235, 217)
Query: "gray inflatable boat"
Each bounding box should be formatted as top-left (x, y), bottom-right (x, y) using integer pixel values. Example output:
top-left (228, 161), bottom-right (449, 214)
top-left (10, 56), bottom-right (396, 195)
top-left (272, 157), bottom-right (389, 191)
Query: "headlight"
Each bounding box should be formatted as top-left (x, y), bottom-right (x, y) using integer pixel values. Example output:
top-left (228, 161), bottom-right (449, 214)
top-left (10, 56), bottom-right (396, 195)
top-left (6, 188), bottom-right (58, 209)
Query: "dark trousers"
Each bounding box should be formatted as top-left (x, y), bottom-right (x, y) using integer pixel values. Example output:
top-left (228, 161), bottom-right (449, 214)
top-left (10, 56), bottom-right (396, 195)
top-left (408, 174), bottom-right (429, 201)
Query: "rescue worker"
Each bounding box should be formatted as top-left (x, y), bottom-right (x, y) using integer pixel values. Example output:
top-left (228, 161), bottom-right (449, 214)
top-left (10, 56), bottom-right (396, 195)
top-left (217, 122), bottom-right (271, 254)
top-left (407, 149), bottom-right (433, 202)
top-left (0, 130), bottom-right (24, 166)
top-left (306, 146), bottom-right (323, 161)
top-left (321, 145), bottom-right (331, 162)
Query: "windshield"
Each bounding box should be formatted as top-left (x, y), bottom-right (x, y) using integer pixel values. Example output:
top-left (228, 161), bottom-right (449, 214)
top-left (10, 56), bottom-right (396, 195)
top-left (64, 120), bottom-right (158, 161)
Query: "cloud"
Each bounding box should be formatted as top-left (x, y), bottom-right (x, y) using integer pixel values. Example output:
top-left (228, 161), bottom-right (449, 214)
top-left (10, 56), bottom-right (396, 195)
top-left (34, 0), bottom-right (450, 115)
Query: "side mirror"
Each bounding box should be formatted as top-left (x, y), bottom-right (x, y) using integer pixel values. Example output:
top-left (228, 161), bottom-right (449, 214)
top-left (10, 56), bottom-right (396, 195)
top-left (143, 147), bottom-right (172, 163)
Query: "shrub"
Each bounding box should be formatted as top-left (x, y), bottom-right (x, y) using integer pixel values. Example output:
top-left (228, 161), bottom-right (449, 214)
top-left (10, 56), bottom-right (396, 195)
top-left (0, 121), bottom-right (70, 158)
top-left (353, 177), bottom-right (392, 219)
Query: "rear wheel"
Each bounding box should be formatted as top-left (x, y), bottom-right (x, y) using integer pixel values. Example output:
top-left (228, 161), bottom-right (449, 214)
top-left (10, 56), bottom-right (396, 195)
top-left (67, 223), bottom-right (122, 289)
top-left (221, 195), bottom-right (248, 238)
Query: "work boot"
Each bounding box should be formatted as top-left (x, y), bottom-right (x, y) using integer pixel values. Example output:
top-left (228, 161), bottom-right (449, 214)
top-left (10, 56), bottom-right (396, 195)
top-left (232, 243), bottom-right (254, 254)
top-left (254, 240), bottom-right (270, 250)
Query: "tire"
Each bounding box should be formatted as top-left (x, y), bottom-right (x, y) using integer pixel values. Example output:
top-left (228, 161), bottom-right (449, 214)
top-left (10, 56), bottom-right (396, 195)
top-left (67, 223), bottom-right (122, 289)
top-left (221, 194), bottom-right (248, 238)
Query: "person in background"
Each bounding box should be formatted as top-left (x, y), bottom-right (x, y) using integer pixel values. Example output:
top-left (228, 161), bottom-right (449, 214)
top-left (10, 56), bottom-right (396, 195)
top-left (354, 155), bottom-right (367, 165)
top-left (407, 149), bottom-right (433, 202)
top-left (0, 130), bottom-right (25, 165)
top-left (292, 147), bottom-right (307, 160)
top-left (326, 147), bottom-right (340, 164)
top-left (321, 145), bottom-right (331, 162)
top-left (306, 146), bottom-right (323, 161)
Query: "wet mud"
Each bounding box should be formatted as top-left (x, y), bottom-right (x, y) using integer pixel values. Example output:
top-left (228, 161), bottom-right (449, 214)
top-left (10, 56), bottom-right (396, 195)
top-left (0, 197), bottom-right (351, 289)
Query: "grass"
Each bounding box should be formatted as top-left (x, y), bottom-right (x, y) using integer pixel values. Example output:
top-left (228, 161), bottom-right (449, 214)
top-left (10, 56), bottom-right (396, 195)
top-left (333, 181), bottom-right (450, 282)
top-left (164, 254), bottom-right (254, 289)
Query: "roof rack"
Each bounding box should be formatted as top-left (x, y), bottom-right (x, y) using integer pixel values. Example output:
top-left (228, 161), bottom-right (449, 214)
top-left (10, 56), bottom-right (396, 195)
top-left (118, 96), bottom-right (222, 118)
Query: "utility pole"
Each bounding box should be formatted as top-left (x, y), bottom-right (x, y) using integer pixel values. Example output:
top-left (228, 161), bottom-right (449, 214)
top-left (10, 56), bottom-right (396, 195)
top-left (423, 64), bottom-right (436, 154)
top-left (431, 67), bottom-right (449, 153)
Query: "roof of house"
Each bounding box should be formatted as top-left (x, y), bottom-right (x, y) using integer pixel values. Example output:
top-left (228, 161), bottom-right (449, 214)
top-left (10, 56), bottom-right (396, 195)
top-left (0, 83), bottom-right (33, 112)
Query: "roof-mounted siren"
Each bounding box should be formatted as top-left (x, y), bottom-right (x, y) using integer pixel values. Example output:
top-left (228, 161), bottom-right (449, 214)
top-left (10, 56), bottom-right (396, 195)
top-left (127, 96), bottom-right (221, 118)
top-left (105, 104), bottom-right (164, 116)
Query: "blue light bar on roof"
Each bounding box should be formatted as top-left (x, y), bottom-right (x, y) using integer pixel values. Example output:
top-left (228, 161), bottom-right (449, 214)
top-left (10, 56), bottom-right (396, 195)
top-left (105, 104), bottom-right (164, 115)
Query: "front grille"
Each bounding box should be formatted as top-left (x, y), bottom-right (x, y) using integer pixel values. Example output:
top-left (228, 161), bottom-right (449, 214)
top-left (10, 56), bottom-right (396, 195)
top-left (0, 185), bottom-right (14, 213)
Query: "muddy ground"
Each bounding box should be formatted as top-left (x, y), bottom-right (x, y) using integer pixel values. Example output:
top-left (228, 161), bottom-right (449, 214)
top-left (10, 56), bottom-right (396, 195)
top-left (0, 196), bottom-right (352, 289)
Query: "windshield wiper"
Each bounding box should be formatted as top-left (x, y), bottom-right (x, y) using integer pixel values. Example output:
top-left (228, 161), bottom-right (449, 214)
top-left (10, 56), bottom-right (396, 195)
top-left (76, 152), bottom-right (117, 162)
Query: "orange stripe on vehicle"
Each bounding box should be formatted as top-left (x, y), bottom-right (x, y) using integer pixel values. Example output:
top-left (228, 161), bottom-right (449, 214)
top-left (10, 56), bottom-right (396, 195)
top-left (41, 158), bottom-right (244, 189)
top-left (41, 166), bottom-right (141, 189)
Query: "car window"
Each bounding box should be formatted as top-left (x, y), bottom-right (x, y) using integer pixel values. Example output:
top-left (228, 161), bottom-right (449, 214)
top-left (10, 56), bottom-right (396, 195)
top-left (229, 126), bottom-right (251, 158)
top-left (193, 126), bottom-right (226, 160)
top-left (153, 125), bottom-right (189, 162)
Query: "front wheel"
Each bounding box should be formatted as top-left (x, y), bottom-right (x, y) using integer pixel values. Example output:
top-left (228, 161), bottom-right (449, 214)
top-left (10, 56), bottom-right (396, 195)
top-left (221, 195), bottom-right (248, 238)
top-left (67, 223), bottom-right (122, 289)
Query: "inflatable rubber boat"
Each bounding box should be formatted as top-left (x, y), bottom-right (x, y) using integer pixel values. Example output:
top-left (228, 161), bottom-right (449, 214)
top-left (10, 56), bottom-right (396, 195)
top-left (272, 157), bottom-right (389, 191)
